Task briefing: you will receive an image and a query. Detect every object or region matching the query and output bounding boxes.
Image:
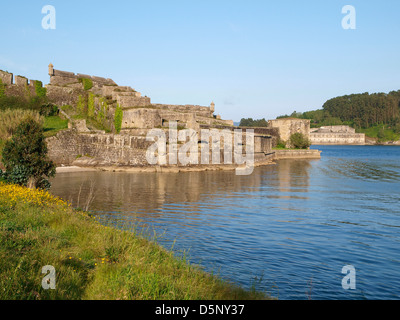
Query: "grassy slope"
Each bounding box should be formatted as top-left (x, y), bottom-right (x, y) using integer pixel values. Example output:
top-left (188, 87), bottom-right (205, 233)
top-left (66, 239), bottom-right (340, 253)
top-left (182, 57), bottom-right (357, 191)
top-left (43, 116), bottom-right (69, 138)
top-left (0, 183), bottom-right (270, 300)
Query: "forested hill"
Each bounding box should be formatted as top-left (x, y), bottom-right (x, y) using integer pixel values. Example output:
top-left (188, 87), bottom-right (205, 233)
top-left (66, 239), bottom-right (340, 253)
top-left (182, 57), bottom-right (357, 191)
top-left (322, 90), bottom-right (400, 128)
top-left (277, 90), bottom-right (400, 129)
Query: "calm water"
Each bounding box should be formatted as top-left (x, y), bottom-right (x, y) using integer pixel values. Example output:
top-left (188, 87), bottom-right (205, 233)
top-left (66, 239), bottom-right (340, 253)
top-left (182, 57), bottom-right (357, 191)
top-left (50, 145), bottom-right (400, 300)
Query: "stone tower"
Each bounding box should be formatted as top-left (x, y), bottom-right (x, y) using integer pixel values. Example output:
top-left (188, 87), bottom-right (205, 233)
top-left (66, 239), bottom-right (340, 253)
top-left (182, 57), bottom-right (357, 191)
top-left (210, 101), bottom-right (215, 113)
top-left (48, 63), bottom-right (54, 76)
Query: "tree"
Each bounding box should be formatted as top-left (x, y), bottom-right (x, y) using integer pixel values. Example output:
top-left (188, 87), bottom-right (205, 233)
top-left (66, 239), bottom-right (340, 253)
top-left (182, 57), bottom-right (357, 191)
top-left (1, 117), bottom-right (56, 189)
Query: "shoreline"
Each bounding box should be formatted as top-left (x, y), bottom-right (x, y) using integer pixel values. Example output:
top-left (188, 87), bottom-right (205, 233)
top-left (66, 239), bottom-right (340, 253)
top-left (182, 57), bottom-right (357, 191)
top-left (56, 159), bottom-right (277, 174)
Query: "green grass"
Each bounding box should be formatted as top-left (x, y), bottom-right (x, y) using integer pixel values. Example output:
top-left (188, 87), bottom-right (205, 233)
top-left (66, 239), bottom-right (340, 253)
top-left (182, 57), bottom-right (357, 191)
top-left (0, 184), bottom-right (271, 300)
top-left (43, 116), bottom-right (69, 137)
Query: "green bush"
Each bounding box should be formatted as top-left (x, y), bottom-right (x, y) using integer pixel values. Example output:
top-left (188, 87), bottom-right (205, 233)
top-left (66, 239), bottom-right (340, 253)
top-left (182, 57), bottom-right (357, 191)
top-left (1, 118), bottom-right (56, 189)
top-left (114, 104), bottom-right (123, 134)
top-left (39, 103), bottom-right (59, 117)
top-left (289, 132), bottom-right (311, 149)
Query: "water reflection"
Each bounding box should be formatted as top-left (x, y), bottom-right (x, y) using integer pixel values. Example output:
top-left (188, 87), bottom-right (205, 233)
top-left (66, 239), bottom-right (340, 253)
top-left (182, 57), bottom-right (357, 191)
top-left (51, 160), bottom-right (314, 215)
top-left (50, 147), bottom-right (400, 300)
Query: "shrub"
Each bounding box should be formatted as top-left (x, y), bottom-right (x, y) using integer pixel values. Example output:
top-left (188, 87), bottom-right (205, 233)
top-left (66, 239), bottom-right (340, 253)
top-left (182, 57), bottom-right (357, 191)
top-left (1, 118), bottom-right (56, 189)
top-left (39, 103), bottom-right (59, 117)
top-left (289, 132), bottom-right (311, 149)
top-left (114, 104), bottom-right (123, 134)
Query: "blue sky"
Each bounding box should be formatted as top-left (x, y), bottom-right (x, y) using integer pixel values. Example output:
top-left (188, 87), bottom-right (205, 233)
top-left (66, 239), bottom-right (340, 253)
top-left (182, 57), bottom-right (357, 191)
top-left (1, 0), bottom-right (399, 121)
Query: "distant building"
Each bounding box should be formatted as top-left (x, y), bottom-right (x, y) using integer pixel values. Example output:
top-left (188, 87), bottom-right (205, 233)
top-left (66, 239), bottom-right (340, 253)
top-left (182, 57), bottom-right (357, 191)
top-left (310, 125), bottom-right (365, 145)
top-left (268, 118), bottom-right (311, 148)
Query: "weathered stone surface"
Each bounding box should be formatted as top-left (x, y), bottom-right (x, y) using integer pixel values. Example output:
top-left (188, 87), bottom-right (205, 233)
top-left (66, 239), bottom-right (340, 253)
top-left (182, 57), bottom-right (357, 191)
top-left (122, 108), bottom-right (162, 129)
top-left (46, 85), bottom-right (83, 106)
top-left (14, 76), bottom-right (28, 86)
top-left (0, 70), bottom-right (13, 85)
top-left (117, 95), bottom-right (151, 108)
top-left (46, 130), bottom-right (154, 166)
top-left (46, 129), bottom-right (274, 168)
top-left (274, 149), bottom-right (321, 159)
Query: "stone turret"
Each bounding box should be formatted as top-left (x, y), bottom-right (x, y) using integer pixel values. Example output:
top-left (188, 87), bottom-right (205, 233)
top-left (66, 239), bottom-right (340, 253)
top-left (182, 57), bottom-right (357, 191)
top-left (210, 101), bottom-right (215, 113)
top-left (48, 63), bottom-right (54, 76)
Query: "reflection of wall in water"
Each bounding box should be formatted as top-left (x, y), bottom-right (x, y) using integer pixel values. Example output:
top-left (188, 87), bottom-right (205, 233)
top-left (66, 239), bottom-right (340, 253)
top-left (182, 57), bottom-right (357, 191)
top-left (276, 160), bottom-right (311, 194)
top-left (51, 170), bottom-right (265, 216)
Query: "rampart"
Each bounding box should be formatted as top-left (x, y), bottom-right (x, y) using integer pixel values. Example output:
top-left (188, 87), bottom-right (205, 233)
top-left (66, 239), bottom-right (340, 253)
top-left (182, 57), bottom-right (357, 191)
top-left (46, 129), bottom-right (274, 168)
top-left (0, 70), bottom-right (46, 97)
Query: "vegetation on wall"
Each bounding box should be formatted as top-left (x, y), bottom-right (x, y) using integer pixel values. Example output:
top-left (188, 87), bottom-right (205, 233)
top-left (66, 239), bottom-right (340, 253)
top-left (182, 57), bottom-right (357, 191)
top-left (79, 77), bottom-right (93, 91)
top-left (76, 95), bottom-right (87, 115)
top-left (87, 92), bottom-right (95, 117)
top-left (114, 104), bottom-right (123, 134)
top-left (34, 80), bottom-right (47, 98)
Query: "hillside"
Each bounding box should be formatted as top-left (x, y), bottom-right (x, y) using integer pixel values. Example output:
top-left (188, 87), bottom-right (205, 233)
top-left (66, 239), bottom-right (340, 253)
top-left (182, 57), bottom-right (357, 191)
top-left (277, 90), bottom-right (400, 142)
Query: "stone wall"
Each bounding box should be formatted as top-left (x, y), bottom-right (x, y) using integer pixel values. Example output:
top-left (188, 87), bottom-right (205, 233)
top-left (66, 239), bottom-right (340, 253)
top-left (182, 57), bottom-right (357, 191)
top-left (46, 129), bottom-right (274, 168)
top-left (0, 70), bottom-right (44, 98)
top-left (151, 103), bottom-right (214, 118)
top-left (274, 149), bottom-right (321, 160)
top-left (268, 118), bottom-right (311, 148)
top-left (49, 66), bottom-right (117, 87)
top-left (46, 130), bottom-right (152, 166)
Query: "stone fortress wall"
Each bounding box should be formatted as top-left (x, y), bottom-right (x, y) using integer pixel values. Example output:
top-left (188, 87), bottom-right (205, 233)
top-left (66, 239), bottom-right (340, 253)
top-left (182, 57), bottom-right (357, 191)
top-left (310, 125), bottom-right (365, 145)
top-left (42, 64), bottom-right (274, 168)
top-left (0, 69), bottom-right (46, 97)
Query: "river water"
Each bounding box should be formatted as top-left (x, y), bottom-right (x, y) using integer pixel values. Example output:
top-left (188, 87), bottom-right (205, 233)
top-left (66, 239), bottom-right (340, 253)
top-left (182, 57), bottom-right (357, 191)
top-left (50, 145), bottom-right (400, 300)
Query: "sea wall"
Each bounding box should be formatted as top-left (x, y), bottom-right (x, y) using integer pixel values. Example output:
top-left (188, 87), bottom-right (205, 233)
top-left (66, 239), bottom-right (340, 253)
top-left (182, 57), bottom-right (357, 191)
top-left (274, 149), bottom-right (321, 160)
top-left (46, 129), bottom-right (274, 168)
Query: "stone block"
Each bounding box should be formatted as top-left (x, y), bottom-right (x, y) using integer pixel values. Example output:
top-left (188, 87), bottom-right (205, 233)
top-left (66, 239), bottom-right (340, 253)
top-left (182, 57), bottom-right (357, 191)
top-left (14, 76), bottom-right (28, 86)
